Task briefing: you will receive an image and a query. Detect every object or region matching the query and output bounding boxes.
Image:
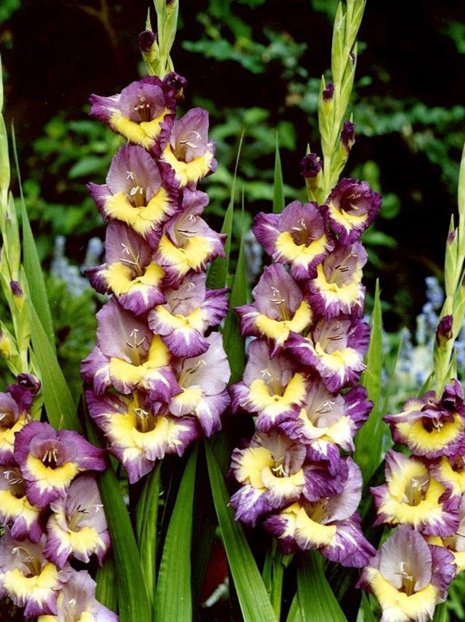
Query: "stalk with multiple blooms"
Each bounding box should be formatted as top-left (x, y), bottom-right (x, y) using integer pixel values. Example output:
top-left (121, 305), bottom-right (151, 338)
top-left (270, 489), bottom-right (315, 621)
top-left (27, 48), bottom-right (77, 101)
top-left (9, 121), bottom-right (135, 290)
top-left (81, 64), bottom-right (230, 485)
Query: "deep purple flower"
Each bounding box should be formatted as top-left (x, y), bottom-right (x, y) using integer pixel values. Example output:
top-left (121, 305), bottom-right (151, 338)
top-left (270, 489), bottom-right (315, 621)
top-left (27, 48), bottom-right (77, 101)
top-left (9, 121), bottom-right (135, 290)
top-left (87, 221), bottom-right (166, 315)
top-left (155, 189), bottom-right (225, 284)
top-left (287, 315), bottom-right (370, 392)
top-left (88, 144), bottom-right (178, 248)
top-left (81, 299), bottom-right (180, 400)
top-left (384, 379), bottom-right (465, 460)
top-left (0, 465), bottom-right (43, 542)
top-left (230, 339), bottom-right (308, 431)
top-left (253, 201), bottom-right (333, 280)
top-left (358, 526), bottom-right (456, 622)
top-left (236, 264), bottom-right (312, 355)
top-left (44, 474), bottom-right (110, 569)
top-left (169, 332), bottom-right (231, 436)
top-left (264, 459), bottom-right (374, 567)
top-left (305, 242), bottom-right (367, 318)
top-left (341, 121), bottom-right (355, 152)
top-left (160, 107), bottom-right (216, 187)
top-left (230, 430), bottom-right (308, 526)
top-left (322, 178), bottom-right (381, 244)
top-left (0, 530), bottom-right (71, 617)
top-left (86, 390), bottom-right (198, 483)
top-left (14, 421), bottom-right (107, 508)
top-left (371, 450), bottom-right (460, 537)
top-left (148, 272), bottom-right (228, 357)
top-left (89, 76), bottom-right (176, 152)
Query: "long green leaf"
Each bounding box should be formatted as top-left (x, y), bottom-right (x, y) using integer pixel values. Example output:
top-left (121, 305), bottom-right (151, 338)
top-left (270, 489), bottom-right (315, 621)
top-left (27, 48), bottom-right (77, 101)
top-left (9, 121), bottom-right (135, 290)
top-left (205, 442), bottom-right (278, 622)
top-left (286, 593), bottom-right (304, 622)
top-left (356, 592), bottom-right (377, 622)
top-left (432, 603), bottom-right (449, 622)
top-left (222, 202), bottom-right (248, 384)
top-left (95, 554), bottom-right (118, 614)
top-left (296, 552), bottom-right (347, 622)
top-left (207, 132), bottom-right (244, 290)
top-left (28, 301), bottom-right (80, 431)
top-left (15, 143), bottom-right (55, 347)
top-left (154, 447), bottom-right (198, 622)
top-left (355, 279), bottom-right (385, 483)
top-left (136, 462), bottom-right (162, 604)
top-left (272, 133), bottom-right (285, 214)
top-left (85, 417), bottom-right (151, 622)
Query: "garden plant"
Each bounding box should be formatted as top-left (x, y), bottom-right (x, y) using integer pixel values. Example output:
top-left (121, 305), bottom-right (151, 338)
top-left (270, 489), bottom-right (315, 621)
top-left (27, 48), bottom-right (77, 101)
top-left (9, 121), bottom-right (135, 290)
top-left (1, 0), bottom-right (465, 621)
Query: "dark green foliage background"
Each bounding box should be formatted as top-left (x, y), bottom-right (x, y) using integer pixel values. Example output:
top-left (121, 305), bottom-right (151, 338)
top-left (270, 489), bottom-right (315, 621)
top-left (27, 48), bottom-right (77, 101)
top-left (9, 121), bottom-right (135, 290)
top-left (2, 0), bottom-right (465, 330)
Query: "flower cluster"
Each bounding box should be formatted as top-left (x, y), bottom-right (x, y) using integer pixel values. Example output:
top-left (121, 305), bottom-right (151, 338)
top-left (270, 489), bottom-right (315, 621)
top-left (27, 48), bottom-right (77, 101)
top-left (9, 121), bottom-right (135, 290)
top-left (360, 379), bottom-right (465, 620)
top-left (81, 74), bottom-right (230, 483)
top-left (229, 169), bottom-right (380, 567)
top-left (0, 374), bottom-right (114, 619)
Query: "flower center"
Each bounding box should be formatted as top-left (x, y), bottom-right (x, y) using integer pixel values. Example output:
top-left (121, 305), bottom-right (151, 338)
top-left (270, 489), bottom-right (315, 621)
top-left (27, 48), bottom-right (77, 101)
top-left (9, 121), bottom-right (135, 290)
top-left (290, 219), bottom-right (312, 247)
top-left (403, 475), bottom-right (429, 506)
top-left (269, 287), bottom-right (290, 321)
top-left (397, 561), bottom-right (416, 596)
top-left (12, 545), bottom-right (41, 577)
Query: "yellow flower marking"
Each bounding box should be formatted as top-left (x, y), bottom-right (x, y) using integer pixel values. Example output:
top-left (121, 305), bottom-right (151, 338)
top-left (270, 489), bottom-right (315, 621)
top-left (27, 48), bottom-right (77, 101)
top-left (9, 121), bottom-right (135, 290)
top-left (154, 305), bottom-right (205, 332)
top-left (0, 489), bottom-right (39, 525)
top-left (314, 263), bottom-right (362, 304)
top-left (275, 231), bottom-right (328, 266)
top-left (255, 301), bottom-right (312, 345)
top-left (314, 342), bottom-right (361, 372)
top-left (248, 373), bottom-right (306, 417)
top-left (235, 447), bottom-right (274, 488)
top-left (109, 335), bottom-right (170, 389)
top-left (328, 201), bottom-right (366, 232)
top-left (0, 414), bottom-right (28, 455)
top-left (104, 187), bottom-right (171, 236)
top-left (3, 563), bottom-right (60, 604)
top-left (436, 456), bottom-right (465, 495)
top-left (162, 144), bottom-right (213, 187)
top-left (157, 234), bottom-right (213, 276)
top-left (396, 414), bottom-right (463, 453)
top-left (110, 109), bottom-right (169, 148)
top-left (106, 262), bottom-right (164, 297)
top-left (294, 504), bottom-right (336, 547)
top-left (366, 568), bottom-right (437, 622)
top-left (26, 456), bottom-right (79, 493)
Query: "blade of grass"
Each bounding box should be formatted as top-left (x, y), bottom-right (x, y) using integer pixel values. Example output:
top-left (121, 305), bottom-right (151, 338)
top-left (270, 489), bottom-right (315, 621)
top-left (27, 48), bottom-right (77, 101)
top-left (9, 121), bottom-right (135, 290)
top-left (205, 441), bottom-right (277, 622)
top-left (154, 447), bottom-right (198, 622)
top-left (85, 416), bottom-right (151, 622)
top-left (28, 300), bottom-right (80, 431)
top-left (296, 552), bottom-right (347, 622)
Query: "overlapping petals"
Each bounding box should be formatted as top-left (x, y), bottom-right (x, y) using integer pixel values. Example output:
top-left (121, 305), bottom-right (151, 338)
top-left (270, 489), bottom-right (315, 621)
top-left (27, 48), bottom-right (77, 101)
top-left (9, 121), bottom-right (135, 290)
top-left (358, 526), bottom-right (455, 622)
top-left (87, 221), bottom-right (166, 315)
top-left (89, 75), bottom-right (179, 152)
top-left (371, 450), bottom-right (459, 536)
top-left (253, 201), bottom-right (333, 280)
top-left (37, 569), bottom-right (118, 622)
top-left (385, 379), bottom-right (465, 459)
top-left (0, 530), bottom-right (71, 617)
top-left (236, 264), bottom-right (312, 355)
top-left (14, 421), bottom-right (107, 509)
top-left (160, 108), bottom-right (216, 187)
top-left (88, 145), bottom-right (178, 247)
top-left (322, 178), bottom-right (381, 244)
top-left (86, 390), bottom-right (198, 483)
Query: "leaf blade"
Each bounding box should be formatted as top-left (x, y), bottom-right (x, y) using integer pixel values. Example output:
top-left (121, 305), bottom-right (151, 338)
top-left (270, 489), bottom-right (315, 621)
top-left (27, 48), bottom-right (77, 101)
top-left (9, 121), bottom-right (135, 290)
top-left (154, 447), bottom-right (198, 622)
top-left (297, 552), bottom-right (347, 622)
top-left (205, 442), bottom-right (278, 622)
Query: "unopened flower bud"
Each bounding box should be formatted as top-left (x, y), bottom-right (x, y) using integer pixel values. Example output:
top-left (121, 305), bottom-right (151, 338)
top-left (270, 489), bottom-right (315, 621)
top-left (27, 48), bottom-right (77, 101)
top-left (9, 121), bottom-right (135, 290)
top-left (300, 153), bottom-right (322, 194)
top-left (341, 121), bottom-right (355, 153)
top-left (10, 280), bottom-right (22, 297)
top-left (436, 314), bottom-right (453, 346)
top-left (138, 29), bottom-right (157, 65)
top-left (17, 372), bottom-right (41, 394)
top-left (322, 83), bottom-right (334, 101)
top-left (0, 331), bottom-right (12, 358)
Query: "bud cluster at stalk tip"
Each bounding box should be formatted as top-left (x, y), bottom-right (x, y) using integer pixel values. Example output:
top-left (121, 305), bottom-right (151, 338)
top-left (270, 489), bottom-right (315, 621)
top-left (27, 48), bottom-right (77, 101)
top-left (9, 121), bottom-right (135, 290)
top-left (229, 164), bottom-right (381, 567)
top-left (82, 73), bottom-right (231, 484)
